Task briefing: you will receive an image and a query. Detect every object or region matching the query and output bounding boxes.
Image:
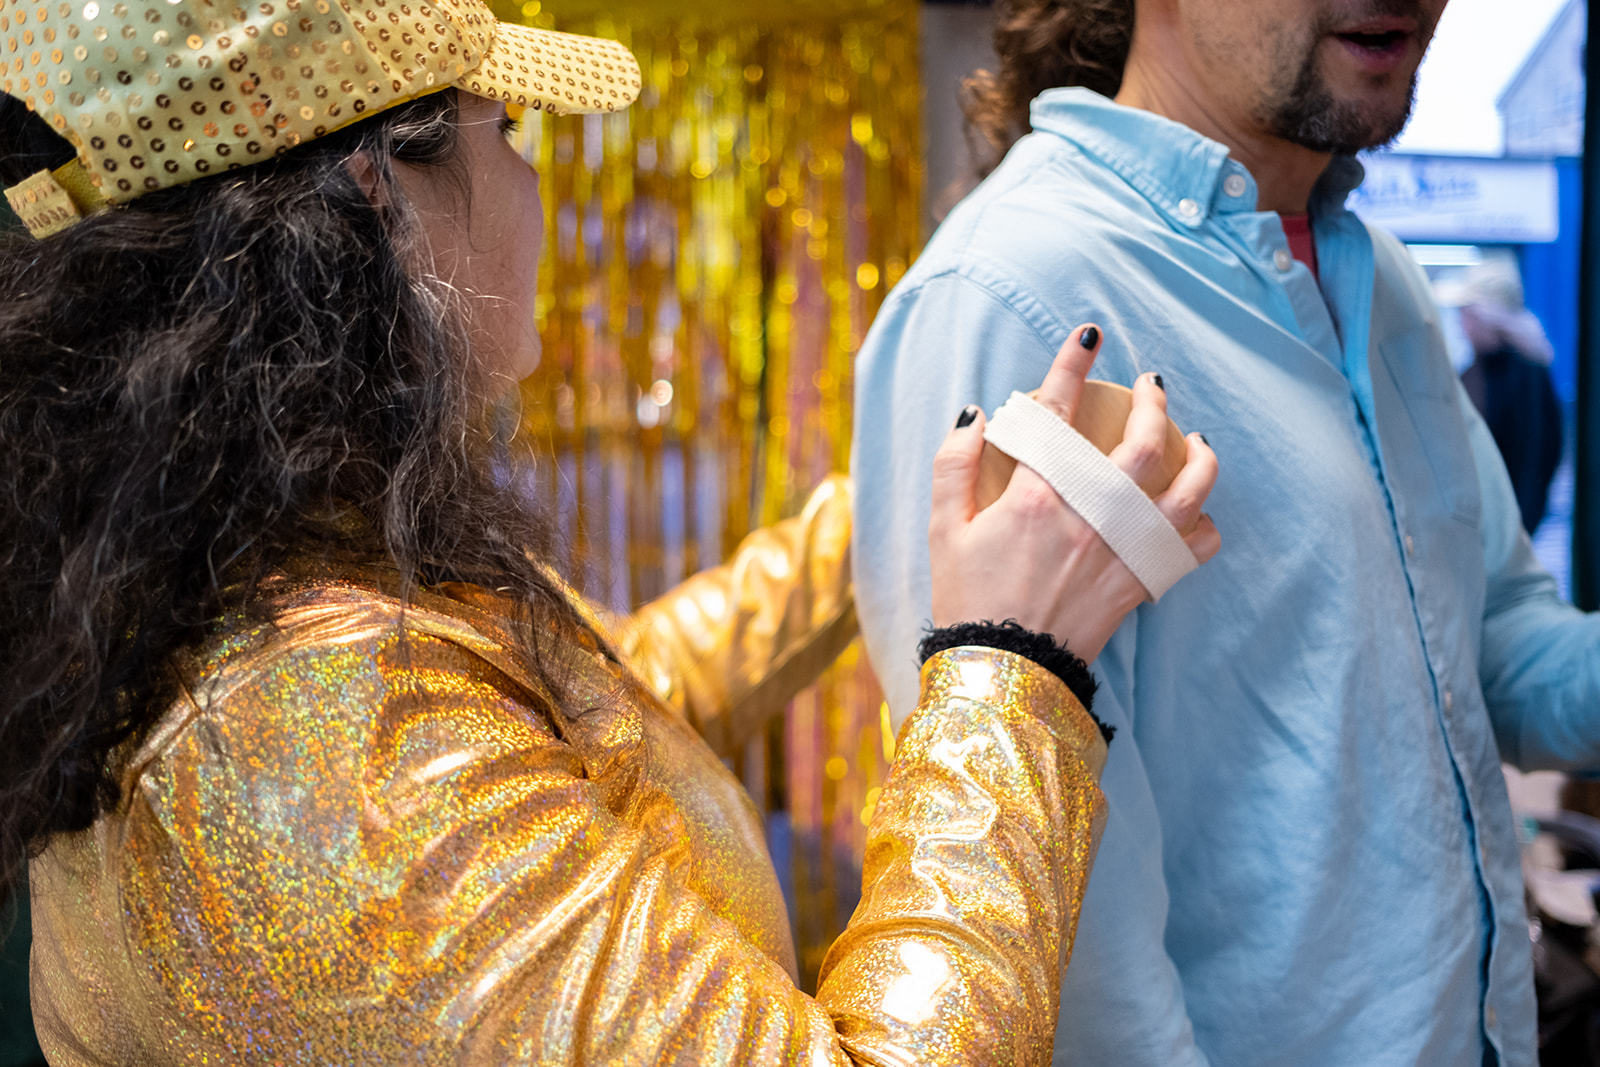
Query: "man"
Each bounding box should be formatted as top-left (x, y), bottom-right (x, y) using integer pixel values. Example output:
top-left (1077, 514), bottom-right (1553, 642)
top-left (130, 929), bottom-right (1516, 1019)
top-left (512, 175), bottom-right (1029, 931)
top-left (1453, 260), bottom-right (1564, 534)
top-left (851, 0), bottom-right (1600, 1063)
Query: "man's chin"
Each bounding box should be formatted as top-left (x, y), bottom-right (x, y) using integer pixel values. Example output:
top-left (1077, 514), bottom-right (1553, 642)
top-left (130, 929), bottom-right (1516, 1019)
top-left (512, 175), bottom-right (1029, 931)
top-left (1341, 98), bottom-right (1414, 151)
top-left (1274, 82), bottom-right (1416, 154)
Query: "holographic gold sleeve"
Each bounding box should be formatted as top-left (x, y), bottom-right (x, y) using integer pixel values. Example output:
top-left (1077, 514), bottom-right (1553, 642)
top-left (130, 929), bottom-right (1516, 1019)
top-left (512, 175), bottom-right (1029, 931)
top-left (30, 575), bottom-right (1105, 1065)
top-left (612, 474), bottom-right (857, 759)
top-left (815, 646), bottom-right (1109, 1063)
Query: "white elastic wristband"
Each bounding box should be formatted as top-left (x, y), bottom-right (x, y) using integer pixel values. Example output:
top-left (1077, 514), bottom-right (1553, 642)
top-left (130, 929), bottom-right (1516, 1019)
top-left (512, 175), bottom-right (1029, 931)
top-left (983, 391), bottom-right (1198, 601)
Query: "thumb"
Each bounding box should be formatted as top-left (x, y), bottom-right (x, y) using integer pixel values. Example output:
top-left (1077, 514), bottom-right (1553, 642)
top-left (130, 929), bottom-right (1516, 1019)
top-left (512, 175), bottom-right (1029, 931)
top-left (928, 405), bottom-right (986, 547)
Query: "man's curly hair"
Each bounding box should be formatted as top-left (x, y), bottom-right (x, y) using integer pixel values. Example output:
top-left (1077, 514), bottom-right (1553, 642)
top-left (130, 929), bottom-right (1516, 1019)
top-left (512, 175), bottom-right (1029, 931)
top-left (961, 0), bottom-right (1135, 178)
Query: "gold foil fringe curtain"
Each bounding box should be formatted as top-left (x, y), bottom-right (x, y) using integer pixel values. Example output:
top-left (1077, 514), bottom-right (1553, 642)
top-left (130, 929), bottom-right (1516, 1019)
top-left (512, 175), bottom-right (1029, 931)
top-left (497, 0), bottom-right (923, 985)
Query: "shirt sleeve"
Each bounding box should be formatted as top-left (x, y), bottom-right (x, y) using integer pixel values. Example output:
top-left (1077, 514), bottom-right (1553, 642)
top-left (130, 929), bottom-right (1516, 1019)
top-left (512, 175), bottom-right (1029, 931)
top-left (111, 615), bottom-right (1108, 1065)
top-left (851, 269), bottom-right (1070, 721)
top-left (1468, 386), bottom-right (1600, 771)
top-left (850, 269), bottom-right (1213, 1064)
top-left (609, 474), bottom-right (857, 761)
top-left (1050, 640), bottom-right (1211, 1065)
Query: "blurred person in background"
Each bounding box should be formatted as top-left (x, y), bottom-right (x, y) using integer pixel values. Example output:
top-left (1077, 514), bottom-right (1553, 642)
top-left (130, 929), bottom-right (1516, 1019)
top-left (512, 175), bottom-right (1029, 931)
top-left (1454, 259), bottom-right (1565, 534)
top-left (850, 0), bottom-right (1600, 1063)
top-left (0, 1), bottom-right (1222, 1062)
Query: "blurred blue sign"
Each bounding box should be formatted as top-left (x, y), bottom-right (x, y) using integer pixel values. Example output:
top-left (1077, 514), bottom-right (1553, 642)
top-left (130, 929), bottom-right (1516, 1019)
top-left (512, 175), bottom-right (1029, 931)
top-left (1350, 154), bottom-right (1560, 244)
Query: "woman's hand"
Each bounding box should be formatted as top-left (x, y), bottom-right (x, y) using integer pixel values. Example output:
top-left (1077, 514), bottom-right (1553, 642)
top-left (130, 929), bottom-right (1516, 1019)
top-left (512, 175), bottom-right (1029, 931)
top-left (928, 324), bottom-right (1221, 663)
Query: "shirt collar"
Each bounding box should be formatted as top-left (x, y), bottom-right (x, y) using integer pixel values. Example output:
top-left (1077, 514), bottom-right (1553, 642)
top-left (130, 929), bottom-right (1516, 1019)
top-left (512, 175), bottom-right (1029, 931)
top-left (1312, 154), bottom-right (1366, 214)
top-left (1027, 87), bottom-right (1366, 226)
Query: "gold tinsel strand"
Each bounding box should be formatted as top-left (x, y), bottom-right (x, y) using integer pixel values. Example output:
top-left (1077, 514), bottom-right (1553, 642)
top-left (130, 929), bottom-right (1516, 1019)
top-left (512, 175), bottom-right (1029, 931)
top-left (498, 0), bottom-right (922, 988)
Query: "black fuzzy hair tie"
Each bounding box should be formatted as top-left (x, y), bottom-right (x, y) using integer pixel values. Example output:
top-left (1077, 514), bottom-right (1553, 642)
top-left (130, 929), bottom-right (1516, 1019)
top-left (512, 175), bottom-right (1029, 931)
top-left (918, 619), bottom-right (1113, 743)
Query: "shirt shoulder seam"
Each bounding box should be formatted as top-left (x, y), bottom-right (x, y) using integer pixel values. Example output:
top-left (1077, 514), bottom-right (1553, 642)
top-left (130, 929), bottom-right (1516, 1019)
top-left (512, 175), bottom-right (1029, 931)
top-left (892, 257), bottom-right (1069, 357)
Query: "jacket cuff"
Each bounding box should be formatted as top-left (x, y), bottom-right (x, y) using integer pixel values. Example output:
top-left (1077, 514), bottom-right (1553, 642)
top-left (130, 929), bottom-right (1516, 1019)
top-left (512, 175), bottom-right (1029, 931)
top-left (919, 620), bottom-right (1110, 743)
top-left (917, 646), bottom-right (1109, 779)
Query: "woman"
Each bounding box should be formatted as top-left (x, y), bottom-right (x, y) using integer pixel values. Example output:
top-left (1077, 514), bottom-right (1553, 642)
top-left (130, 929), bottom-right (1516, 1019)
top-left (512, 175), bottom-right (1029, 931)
top-left (0, 4), bottom-right (1219, 1062)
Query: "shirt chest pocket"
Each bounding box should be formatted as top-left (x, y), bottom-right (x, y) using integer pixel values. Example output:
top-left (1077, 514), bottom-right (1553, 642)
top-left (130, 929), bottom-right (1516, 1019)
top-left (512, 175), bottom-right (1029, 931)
top-left (1378, 327), bottom-right (1483, 531)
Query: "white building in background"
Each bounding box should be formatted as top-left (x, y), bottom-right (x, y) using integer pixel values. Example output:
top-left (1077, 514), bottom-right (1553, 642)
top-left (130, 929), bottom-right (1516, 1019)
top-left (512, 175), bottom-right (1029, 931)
top-left (1499, 0), bottom-right (1586, 158)
top-left (1350, 154), bottom-right (1561, 245)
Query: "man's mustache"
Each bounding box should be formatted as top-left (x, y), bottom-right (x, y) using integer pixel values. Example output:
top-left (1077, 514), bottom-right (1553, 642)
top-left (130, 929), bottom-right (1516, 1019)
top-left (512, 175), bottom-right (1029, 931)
top-left (1331, 0), bottom-right (1425, 19)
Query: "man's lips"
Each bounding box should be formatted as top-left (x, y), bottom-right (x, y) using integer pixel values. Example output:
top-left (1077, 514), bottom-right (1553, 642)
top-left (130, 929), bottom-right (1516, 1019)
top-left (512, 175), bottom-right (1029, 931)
top-left (1334, 15), bottom-right (1418, 36)
top-left (1329, 18), bottom-right (1417, 72)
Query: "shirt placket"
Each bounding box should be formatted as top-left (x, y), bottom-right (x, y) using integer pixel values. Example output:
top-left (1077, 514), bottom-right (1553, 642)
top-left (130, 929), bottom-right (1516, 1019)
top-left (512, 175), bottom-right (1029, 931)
top-left (1211, 173), bottom-right (1342, 367)
top-left (1318, 210), bottom-right (1508, 1059)
top-left (1212, 187), bottom-right (1508, 1055)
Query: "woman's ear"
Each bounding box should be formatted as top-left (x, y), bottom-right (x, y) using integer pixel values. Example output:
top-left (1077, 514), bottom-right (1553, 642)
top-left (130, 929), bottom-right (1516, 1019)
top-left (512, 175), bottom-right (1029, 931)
top-left (345, 151), bottom-right (388, 207)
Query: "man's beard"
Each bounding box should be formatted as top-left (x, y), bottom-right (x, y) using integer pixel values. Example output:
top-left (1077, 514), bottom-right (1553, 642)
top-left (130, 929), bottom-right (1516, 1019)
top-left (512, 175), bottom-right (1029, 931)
top-left (1264, 54), bottom-right (1419, 154)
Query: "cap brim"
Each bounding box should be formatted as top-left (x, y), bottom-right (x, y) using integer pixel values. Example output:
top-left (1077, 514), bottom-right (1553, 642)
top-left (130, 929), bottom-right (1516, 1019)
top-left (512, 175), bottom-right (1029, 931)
top-left (459, 23), bottom-right (641, 116)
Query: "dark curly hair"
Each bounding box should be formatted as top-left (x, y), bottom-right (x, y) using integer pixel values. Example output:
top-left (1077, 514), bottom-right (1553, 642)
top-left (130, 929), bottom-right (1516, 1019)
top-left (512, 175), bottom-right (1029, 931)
top-left (0, 89), bottom-right (586, 891)
top-left (961, 0), bottom-right (1135, 178)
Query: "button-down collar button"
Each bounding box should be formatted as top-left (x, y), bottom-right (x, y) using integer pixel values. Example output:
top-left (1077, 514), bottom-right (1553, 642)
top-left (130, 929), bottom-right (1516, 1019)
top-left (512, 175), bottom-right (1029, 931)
top-left (1404, 533), bottom-right (1416, 554)
top-left (1178, 197), bottom-right (1201, 221)
top-left (1444, 688), bottom-right (1454, 710)
top-left (1274, 248), bottom-right (1294, 273)
top-left (1223, 173), bottom-right (1248, 198)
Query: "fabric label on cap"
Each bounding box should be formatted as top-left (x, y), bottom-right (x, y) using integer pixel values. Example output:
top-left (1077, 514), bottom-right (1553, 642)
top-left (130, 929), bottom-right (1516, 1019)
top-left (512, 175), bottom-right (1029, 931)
top-left (4, 169), bottom-right (82, 239)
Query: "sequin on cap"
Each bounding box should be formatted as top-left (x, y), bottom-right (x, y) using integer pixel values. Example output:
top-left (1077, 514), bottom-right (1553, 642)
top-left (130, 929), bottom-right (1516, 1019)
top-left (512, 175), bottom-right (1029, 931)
top-left (0, 0), bottom-right (640, 223)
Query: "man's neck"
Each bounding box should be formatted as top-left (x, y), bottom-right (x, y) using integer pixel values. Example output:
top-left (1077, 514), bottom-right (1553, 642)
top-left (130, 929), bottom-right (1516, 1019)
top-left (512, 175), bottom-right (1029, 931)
top-left (1115, 52), bottom-right (1331, 215)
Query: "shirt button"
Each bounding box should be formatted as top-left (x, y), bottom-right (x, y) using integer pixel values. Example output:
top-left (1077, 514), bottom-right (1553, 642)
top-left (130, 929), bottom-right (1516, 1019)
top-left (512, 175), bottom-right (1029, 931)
top-left (1223, 173), bottom-right (1248, 198)
top-left (1486, 1005), bottom-right (1497, 1029)
top-left (1273, 248), bottom-right (1294, 273)
top-left (1404, 534), bottom-right (1415, 555)
top-left (1444, 689), bottom-right (1454, 710)
top-left (1178, 197), bottom-right (1201, 221)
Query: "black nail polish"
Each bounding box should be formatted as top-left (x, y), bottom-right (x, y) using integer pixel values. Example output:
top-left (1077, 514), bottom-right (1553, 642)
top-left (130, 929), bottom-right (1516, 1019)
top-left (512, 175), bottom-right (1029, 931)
top-left (1080, 325), bottom-right (1100, 350)
top-left (1152, 373), bottom-right (1165, 391)
top-left (955, 405), bottom-right (979, 429)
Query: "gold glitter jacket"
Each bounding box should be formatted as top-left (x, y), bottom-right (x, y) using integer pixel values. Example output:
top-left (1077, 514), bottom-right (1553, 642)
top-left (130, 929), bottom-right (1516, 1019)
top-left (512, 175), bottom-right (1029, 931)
top-left (29, 475), bottom-right (1109, 1064)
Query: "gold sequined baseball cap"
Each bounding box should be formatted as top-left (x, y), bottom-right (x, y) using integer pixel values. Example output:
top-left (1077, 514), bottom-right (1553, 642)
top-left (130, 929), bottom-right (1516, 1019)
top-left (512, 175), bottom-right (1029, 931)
top-left (1, 0), bottom-right (641, 237)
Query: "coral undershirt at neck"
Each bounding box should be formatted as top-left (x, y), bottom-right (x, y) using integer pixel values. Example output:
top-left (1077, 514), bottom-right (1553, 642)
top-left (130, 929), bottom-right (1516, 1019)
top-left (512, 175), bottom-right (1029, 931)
top-left (1279, 212), bottom-right (1319, 282)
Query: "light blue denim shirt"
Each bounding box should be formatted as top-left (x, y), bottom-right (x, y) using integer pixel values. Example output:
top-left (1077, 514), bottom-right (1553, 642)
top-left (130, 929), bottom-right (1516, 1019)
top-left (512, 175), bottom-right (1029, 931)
top-left (851, 88), bottom-right (1600, 1066)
